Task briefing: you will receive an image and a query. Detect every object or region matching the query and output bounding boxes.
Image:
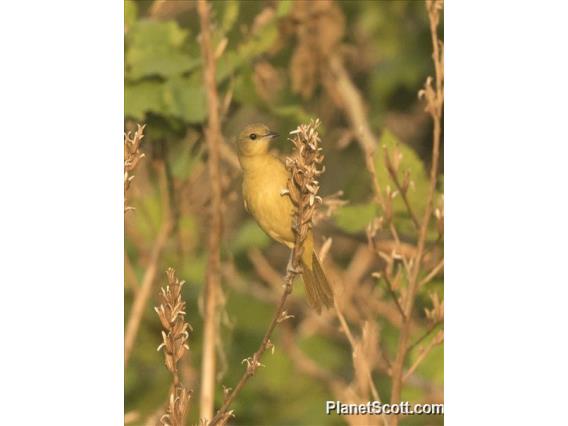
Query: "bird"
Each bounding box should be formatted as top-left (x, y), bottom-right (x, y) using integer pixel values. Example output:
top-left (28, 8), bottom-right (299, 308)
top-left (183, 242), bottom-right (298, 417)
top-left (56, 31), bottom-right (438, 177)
top-left (236, 123), bottom-right (334, 313)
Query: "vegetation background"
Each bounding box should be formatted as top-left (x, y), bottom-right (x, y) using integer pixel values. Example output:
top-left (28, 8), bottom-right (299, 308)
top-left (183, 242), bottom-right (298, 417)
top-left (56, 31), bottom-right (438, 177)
top-left (124, 1), bottom-right (443, 425)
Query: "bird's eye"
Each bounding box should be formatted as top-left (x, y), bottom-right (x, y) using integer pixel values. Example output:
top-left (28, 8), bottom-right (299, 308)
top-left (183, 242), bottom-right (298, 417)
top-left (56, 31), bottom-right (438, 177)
top-left (249, 133), bottom-right (257, 140)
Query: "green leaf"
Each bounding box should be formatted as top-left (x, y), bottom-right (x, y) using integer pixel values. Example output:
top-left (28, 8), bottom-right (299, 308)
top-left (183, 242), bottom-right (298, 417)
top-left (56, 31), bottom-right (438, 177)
top-left (230, 220), bottom-right (270, 253)
top-left (409, 341), bottom-right (444, 385)
top-left (182, 253), bottom-right (207, 286)
top-left (233, 71), bottom-right (259, 105)
top-left (221, 0), bottom-right (240, 34)
top-left (163, 75), bottom-right (207, 123)
top-left (125, 75), bottom-right (207, 124)
top-left (269, 104), bottom-right (311, 124)
top-left (334, 203), bottom-right (377, 233)
top-left (298, 335), bottom-right (346, 371)
top-left (125, 80), bottom-right (164, 120)
top-left (276, 0), bottom-right (294, 17)
top-left (171, 141), bottom-right (204, 180)
top-left (126, 20), bottom-right (199, 80)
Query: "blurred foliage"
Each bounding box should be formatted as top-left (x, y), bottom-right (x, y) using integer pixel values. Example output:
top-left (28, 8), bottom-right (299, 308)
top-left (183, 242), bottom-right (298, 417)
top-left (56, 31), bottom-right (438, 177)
top-left (125, 1), bottom-right (443, 425)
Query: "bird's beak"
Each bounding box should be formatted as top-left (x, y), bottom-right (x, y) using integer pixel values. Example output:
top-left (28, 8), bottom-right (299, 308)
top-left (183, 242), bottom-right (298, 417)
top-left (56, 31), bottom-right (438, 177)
top-left (266, 130), bottom-right (279, 140)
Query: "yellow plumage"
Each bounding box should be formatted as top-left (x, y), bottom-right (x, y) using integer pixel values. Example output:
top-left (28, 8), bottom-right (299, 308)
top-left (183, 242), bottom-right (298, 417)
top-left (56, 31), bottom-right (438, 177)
top-left (236, 123), bottom-right (334, 313)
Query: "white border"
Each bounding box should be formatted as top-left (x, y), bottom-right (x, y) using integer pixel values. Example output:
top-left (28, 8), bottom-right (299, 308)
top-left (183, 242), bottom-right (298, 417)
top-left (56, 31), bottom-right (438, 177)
top-left (0, 2), bottom-right (123, 424)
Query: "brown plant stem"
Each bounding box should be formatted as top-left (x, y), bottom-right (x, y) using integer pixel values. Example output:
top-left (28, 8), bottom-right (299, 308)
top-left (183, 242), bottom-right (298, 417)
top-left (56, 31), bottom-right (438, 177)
top-left (335, 302), bottom-right (380, 402)
top-left (384, 147), bottom-right (420, 230)
top-left (334, 301), bottom-right (388, 426)
top-left (328, 55), bottom-right (378, 155)
top-left (247, 248), bottom-right (283, 290)
top-left (382, 273), bottom-right (406, 321)
top-left (419, 258), bottom-right (444, 288)
top-left (125, 219), bottom-right (172, 367)
top-left (403, 331), bottom-right (444, 382)
top-left (389, 2), bottom-right (443, 423)
top-left (197, 0), bottom-right (224, 421)
top-left (407, 321), bottom-right (443, 354)
top-left (208, 270), bottom-right (296, 426)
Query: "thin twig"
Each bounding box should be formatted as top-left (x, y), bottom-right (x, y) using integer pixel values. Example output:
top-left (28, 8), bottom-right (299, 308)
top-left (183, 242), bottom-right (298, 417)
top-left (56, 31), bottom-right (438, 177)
top-left (334, 303), bottom-right (380, 401)
top-left (403, 331), bottom-right (444, 382)
top-left (383, 147), bottom-right (420, 230)
top-left (247, 248), bottom-right (283, 290)
top-left (381, 273), bottom-right (406, 321)
top-left (328, 55), bottom-right (377, 155)
top-left (365, 154), bottom-right (404, 247)
top-left (419, 258), bottom-right (444, 288)
top-left (407, 321), bottom-right (443, 353)
top-left (209, 275), bottom-right (295, 426)
top-left (125, 219), bottom-right (172, 367)
top-left (334, 300), bottom-right (389, 426)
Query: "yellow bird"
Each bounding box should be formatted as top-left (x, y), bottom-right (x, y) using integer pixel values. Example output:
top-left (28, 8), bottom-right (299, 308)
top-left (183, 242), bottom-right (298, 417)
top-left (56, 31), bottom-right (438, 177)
top-left (236, 123), bottom-right (334, 313)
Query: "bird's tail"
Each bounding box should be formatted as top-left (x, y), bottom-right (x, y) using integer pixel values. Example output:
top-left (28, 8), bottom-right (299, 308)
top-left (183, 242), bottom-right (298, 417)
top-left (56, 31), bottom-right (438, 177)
top-left (302, 250), bottom-right (334, 314)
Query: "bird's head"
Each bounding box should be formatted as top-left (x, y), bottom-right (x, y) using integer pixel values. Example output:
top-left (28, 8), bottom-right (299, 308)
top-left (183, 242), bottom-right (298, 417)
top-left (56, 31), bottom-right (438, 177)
top-left (236, 123), bottom-right (279, 157)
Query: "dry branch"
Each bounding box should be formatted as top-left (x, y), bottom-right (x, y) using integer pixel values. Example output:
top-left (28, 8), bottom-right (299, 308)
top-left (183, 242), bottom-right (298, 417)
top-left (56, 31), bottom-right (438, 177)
top-left (125, 219), bottom-right (172, 367)
top-left (383, 147), bottom-right (420, 230)
top-left (403, 330), bottom-right (444, 382)
top-left (334, 302), bottom-right (383, 407)
top-left (380, 273), bottom-right (406, 321)
top-left (327, 55), bottom-right (377, 155)
top-left (197, 0), bottom-right (225, 421)
top-left (419, 259), bottom-right (444, 289)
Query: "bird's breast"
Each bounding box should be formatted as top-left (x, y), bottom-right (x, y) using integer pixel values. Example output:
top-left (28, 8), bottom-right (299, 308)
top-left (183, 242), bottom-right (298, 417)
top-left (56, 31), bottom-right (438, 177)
top-left (242, 156), bottom-right (295, 246)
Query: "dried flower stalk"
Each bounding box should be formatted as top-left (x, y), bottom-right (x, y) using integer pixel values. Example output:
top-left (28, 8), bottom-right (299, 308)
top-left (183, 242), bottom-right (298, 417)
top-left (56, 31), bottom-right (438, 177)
top-left (285, 118), bottom-right (326, 266)
top-left (208, 119), bottom-right (325, 426)
top-left (156, 268), bottom-right (192, 426)
top-left (124, 123), bottom-right (146, 213)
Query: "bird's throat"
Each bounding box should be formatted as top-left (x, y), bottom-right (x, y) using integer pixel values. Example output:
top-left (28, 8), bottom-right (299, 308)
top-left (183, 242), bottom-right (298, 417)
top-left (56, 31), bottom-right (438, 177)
top-left (239, 153), bottom-right (274, 175)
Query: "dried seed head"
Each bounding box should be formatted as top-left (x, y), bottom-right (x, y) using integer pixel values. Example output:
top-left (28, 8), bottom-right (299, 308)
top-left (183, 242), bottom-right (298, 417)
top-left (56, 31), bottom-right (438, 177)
top-left (124, 123), bottom-right (146, 213)
top-left (155, 267), bottom-right (193, 425)
top-left (285, 119), bottom-right (325, 269)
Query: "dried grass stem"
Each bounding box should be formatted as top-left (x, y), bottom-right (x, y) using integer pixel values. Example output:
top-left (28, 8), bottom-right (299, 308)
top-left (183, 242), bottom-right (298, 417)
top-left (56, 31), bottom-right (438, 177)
top-left (197, 0), bottom-right (225, 420)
